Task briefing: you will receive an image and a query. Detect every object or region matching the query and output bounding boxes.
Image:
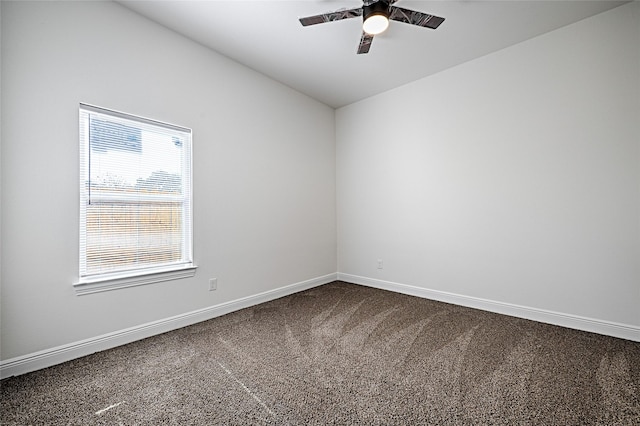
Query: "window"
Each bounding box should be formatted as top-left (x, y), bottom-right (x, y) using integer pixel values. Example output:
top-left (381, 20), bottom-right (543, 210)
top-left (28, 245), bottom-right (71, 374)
top-left (77, 104), bottom-right (195, 294)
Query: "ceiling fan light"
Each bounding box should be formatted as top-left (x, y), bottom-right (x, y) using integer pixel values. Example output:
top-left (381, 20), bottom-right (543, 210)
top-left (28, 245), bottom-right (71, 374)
top-left (363, 14), bottom-right (389, 35)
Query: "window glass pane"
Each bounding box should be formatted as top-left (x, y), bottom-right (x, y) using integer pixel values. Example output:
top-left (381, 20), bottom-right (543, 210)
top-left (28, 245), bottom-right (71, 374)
top-left (86, 202), bottom-right (183, 273)
top-left (79, 105), bottom-right (192, 280)
top-left (89, 117), bottom-right (184, 198)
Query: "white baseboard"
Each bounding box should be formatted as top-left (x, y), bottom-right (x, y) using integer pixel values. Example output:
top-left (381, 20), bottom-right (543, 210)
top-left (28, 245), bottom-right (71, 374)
top-left (4, 272), bottom-right (636, 379)
top-left (0, 273), bottom-right (337, 379)
top-left (338, 273), bottom-right (640, 342)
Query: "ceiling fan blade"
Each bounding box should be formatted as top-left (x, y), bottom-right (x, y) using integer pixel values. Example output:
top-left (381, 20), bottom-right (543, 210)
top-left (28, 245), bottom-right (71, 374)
top-left (357, 32), bottom-right (374, 54)
top-left (299, 7), bottom-right (363, 26)
top-left (389, 7), bottom-right (445, 29)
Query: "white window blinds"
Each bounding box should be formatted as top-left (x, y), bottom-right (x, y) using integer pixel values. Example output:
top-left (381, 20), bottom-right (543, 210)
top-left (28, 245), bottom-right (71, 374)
top-left (79, 104), bottom-right (193, 282)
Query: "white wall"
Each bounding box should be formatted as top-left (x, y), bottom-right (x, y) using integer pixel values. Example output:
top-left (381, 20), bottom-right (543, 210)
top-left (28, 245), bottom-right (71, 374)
top-left (337, 2), bottom-right (639, 329)
top-left (2, 0), bottom-right (638, 369)
top-left (1, 1), bottom-right (336, 361)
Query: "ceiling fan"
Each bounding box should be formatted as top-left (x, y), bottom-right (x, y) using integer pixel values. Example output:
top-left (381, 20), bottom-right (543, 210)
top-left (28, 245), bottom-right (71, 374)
top-left (299, 0), bottom-right (445, 54)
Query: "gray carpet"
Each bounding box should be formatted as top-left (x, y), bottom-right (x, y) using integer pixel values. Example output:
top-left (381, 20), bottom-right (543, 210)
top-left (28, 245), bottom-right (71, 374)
top-left (1, 281), bottom-right (639, 425)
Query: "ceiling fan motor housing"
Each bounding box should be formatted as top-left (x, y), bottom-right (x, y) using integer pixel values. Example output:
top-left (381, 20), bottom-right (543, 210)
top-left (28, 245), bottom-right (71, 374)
top-left (363, 1), bottom-right (391, 23)
top-left (363, 0), bottom-right (391, 35)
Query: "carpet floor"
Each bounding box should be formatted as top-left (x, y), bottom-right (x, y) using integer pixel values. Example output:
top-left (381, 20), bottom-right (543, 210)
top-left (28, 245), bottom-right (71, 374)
top-left (1, 281), bottom-right (639, 425)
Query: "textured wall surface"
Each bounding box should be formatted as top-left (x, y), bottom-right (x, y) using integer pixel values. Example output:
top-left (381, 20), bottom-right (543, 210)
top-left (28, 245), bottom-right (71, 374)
top-left (1, 1), bottom-right (336, 360)
top-left (337, 2), bottom-right (639, 327)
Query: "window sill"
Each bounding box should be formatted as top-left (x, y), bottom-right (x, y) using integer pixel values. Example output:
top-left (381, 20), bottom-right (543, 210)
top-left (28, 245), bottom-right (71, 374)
top-left (74, 265), bottom-right (197, 295)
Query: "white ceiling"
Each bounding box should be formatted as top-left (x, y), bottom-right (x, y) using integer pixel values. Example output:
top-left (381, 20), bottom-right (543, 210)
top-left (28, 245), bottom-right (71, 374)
top-left (118, 0), bottom-right (627, 108)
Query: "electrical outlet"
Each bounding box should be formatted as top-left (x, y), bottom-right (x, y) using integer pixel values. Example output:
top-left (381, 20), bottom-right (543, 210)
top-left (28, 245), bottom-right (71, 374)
top-left (377, 259), bottom-right (383, 269)
top-left (209, 278), bottom-right (218, 291)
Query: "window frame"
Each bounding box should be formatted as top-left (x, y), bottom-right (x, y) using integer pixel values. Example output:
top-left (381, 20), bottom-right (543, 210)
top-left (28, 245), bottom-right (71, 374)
top-left (75, 104), bottom-right (196, 295)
